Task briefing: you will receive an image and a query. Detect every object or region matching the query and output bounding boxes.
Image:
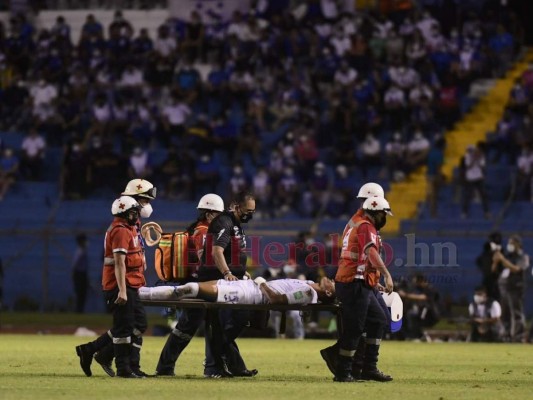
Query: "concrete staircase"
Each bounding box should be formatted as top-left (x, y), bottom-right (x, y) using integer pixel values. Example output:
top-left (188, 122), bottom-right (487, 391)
top-left (386, 50), bottom-right (533, 234)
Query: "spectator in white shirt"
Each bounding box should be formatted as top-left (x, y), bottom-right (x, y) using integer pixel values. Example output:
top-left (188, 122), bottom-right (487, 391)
top-left (399, 17), bottom-right (415, 38)
top-left (406, 130), bottom-right (430, 171)
top-left (468, 286), bottom-right (502, 342)
top-left (154, 25), bottom-right (177, 58)
top-left (373, 13), bottom-right (394, 39)
top-left (320, 0), bottom-right (339, 21)
top-left (389, 64), bottom-right (419, 90)
top-left (425, 24), bottom-right (446, 53)
top-left (359, 132), bottom-right (382, 177)
top-left (409, 82), bottom-right (434, 106)
top-left (227, 10), bottom-right (250, 41)
top-left (93, 95), bottom-right (112, 124)
top-left (30, 79), bottom-right (58, 117)
top-left (385, 131), bottom-right (407, 182)
top-left (384, 83), bottom-right (406, 128)
top-left (515, 145), bottom-right (533, 201)
top-left (338, 12), bottom-right (357, 37)
top-left (384, 83), bottom-right (406, 106)
top-left (334, 60), bottom-right (358, 87)
top-left (128, 146), bottom-right (152, 180)
top-left (119, 64), bottom-right (144, 90)
top-left (416, 11), bottom-right (439, 42)
top-left (461, 144), bottom-right (489, 218)
top-left (315, 18), bottom-right (333, 39)
top-left (160, 93), bottom-right (192, 146)
top-left (330, 29), bottom-right (351, 57)
top-left (20, 127), bottom-right (46, 180)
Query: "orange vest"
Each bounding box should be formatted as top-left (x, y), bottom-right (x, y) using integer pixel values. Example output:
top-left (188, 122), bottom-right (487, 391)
top-left (102, 218), bottom-right (146, 290)
top-left (335, 211), bottom-right (381, 287)
top-left (191, 221), bottom-right (209, 254)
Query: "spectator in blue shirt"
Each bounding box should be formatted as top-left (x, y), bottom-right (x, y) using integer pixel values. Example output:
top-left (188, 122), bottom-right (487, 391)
top-left (81, 14), bottom-right (103, 37)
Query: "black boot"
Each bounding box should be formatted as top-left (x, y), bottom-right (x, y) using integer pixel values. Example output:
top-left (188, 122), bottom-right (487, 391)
top-left (94, 343), bottom-right (115, 377)
top-left (361, 343), bottom-right (393, 382)
top-left (334, 355), bottom-right (355, 382)
top-left (352, 336), bottom-right (366, 380)
top-left (75, 344), bottom-right (94, 377)
top-left (155, 331), bottom-right (191, 376)
top-left (226, 340), bottom-right (258, 377)
top-left (319, 343), bottom-right (338, 375)
top-left (115, 343), bottom-right (143, 378)
top-left (130, 336), bottom-right (152, 377)
top-left (75, 332), bottom-right (113, 377)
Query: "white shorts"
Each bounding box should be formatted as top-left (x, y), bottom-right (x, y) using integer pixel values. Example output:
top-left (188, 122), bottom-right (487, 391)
top-left (216, 280), bottom-right (263, 305)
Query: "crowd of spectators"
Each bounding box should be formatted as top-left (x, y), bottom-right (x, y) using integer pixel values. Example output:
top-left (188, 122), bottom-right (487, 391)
top-left (486, 63), bottom-right (533, 202)
top-left (0, 0), bottom-right (524, 217)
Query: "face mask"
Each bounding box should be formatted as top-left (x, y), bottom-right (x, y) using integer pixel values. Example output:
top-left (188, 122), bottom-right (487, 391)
top-left (506, 243), bottom-right (515, 253)
top-left (140, 203), bottom-right (153, 218)
top-left (489, 242), bottom-right (501, 252)
top-left (473, 295), bottom-right (485, 305)
top-left (375, 214), bottom-right (387, 230)
top-left (240, 211), bottom-right (253, 223)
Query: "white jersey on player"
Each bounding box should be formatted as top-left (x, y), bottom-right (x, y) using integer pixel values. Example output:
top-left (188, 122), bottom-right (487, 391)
top-left (215, 279), bottom-right (318, 305)
top-left (266, 279), bottom-right (318, 305)
top-left (139, 279), bottom-right (319, 305)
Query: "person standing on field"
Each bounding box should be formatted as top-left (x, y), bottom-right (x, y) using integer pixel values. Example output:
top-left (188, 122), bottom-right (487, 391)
top-left (77, 196), bottom-right (147, 378)
top-left (155, 193), bottom-right (225, 376)
top-left (330, 196), bottom-right (394, 382)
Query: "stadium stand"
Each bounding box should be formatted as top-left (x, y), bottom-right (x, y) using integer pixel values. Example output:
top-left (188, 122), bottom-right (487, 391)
top-left (0, 1), bottom-right (531, 330)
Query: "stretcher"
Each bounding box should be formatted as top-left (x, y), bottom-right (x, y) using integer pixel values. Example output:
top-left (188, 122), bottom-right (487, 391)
top-left (141, 298), bottom-right (342, 335)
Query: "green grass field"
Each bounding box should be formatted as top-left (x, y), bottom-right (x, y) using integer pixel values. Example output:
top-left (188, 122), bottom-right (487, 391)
top-left (0, 335), bottom-right (531, 400)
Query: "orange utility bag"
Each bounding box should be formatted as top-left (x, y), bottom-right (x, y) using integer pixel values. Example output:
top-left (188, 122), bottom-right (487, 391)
top-left (154, 232), bottom-right (198, 281)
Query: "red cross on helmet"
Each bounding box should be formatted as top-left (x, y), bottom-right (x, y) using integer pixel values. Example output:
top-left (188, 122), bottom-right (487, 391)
top-left (357, 182), bottom-right (384, 199)
top-left (122, 178), bottom-right (157, 200)
top-left (362, 196), bottom-right (393, 216)
top-left (111, 196), bottom-right (142, 216)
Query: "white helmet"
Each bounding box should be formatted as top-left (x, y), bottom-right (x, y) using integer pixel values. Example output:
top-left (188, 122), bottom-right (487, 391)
top-left (122, 179), bottom-right (157, 200)
top-left (197, 193), bottom-right (224, 212)
top-left (362, 196), bottom-right (393, 216)
top-left (357, 182), bottom-right (384, 199)
top-left (111, 196), bottom-right (142, 216)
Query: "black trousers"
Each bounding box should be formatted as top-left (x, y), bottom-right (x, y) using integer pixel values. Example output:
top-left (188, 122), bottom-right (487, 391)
top-left (104, 286), bottom-right (147, 340)
top-left (204, 308), bottom-right (250, 374)
top-left (374, 288), bottom-right (391, 335)
top-left (336, 280), bottom-right (388, 351)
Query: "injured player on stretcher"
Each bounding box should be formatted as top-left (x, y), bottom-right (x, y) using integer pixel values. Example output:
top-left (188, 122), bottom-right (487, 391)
top-left (139, 277), bottom-right (336, 305)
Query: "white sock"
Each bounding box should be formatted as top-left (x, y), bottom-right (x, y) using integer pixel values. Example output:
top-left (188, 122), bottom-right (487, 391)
top-left (146, 286), bottom-right (178, 301)
top-left (175, 283), bottom-right (199, 299)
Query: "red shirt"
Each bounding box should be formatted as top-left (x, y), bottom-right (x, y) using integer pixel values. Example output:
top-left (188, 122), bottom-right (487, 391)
top-left (102, 218), bottom-right (146, 290)
top-left (335, 211), bottom-right (381, 285)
